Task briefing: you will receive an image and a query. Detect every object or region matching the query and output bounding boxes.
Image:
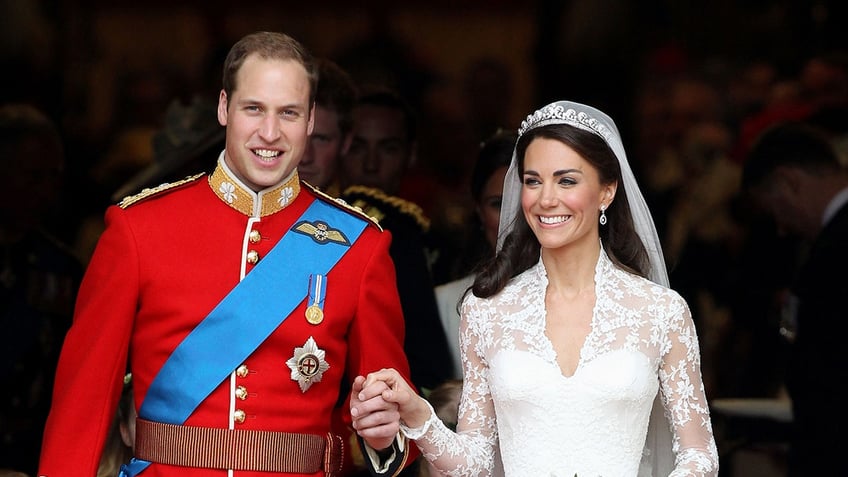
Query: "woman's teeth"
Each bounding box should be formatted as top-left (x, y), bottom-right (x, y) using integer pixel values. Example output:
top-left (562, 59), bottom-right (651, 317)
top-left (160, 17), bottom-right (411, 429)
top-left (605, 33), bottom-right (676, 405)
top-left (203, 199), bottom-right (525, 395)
top-left (540, 215), bottom-right (567, 224)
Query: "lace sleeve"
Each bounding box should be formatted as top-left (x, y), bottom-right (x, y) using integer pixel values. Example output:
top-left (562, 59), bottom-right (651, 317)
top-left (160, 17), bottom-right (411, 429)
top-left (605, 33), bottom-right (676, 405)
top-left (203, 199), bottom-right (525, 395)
top-left (402, 295), bottom-right (499, 477)
top-left (659, 292), bottom-right (720, 477)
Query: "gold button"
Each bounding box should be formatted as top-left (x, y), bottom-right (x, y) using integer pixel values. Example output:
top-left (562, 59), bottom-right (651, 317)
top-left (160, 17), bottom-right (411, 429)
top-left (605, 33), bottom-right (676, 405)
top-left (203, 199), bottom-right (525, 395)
top-left (249, 230), bottom-right (261, 243)
top-left (236, 365), bottom-right (249, 378)
top-left (247, 250), bottom-right (259, 264)
top-left (235, 385), bottom-right (248, 400)
top-left (233, 409), bottom-right (246, 424)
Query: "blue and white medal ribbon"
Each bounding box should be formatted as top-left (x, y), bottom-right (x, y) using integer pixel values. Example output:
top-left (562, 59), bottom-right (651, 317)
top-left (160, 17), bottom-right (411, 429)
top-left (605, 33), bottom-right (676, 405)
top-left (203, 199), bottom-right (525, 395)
top-left (305, 273), bottom-right (326, 325)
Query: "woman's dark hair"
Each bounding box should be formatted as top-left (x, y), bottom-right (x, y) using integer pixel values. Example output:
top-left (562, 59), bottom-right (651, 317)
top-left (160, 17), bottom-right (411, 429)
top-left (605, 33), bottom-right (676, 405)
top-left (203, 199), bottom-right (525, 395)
top-left (472, 123), bottom-right (649, 298)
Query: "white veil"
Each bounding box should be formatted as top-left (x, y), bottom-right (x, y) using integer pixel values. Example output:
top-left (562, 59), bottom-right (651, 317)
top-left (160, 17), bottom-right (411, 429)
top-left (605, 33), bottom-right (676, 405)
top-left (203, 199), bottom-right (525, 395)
top-left (497, 100), bottom-right (674, 476)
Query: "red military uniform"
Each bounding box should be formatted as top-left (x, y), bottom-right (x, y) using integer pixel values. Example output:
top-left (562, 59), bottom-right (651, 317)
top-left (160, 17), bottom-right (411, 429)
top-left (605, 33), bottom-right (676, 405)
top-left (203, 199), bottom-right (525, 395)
top-left (38, 159), bottom-right (413, 476)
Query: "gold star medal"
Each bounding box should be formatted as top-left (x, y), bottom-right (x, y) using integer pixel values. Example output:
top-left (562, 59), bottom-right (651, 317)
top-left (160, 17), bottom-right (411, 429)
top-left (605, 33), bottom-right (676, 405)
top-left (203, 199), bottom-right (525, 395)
top-left (305, 273), bottom-right (326, 325)
top-left (286, 336), bottom-right (330, 392)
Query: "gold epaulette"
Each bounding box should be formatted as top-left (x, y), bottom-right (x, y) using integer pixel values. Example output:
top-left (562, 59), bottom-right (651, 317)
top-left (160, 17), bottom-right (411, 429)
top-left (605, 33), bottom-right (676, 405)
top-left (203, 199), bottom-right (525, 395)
top-left (118, 173), bottom-right (206, 209)
top-left (302, 181), bottom-right (383, 231)
top-left (341, 185), bottom-right (431, 231)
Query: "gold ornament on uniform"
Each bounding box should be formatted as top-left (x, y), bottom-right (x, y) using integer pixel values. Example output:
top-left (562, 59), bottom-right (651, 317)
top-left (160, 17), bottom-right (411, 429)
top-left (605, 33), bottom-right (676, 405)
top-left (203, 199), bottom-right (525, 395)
top-left (286, 336), bottom-right (330, 392)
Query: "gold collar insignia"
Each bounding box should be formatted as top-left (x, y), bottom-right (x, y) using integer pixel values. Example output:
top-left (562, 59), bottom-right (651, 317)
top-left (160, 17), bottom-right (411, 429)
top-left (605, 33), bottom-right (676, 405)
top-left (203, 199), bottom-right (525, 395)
top-left (208, 160), bottom-right (300, 217)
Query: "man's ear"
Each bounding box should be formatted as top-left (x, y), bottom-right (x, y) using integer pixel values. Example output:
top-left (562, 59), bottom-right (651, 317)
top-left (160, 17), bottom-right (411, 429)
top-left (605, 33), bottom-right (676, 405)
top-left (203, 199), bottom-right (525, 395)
top-left (407, 140), bottom-right (418, 170)
top-left (306, 102), bottom-right (315, 136)
top-left (217, 90), bottom-right (228, 127)
top-left (340, 131), bottom-right (353, 156)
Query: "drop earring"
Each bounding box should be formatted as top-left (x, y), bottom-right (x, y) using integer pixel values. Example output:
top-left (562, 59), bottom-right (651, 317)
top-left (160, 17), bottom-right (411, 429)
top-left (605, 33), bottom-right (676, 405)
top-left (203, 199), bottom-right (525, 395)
top-left (599, 205), bottom-right (607, 225)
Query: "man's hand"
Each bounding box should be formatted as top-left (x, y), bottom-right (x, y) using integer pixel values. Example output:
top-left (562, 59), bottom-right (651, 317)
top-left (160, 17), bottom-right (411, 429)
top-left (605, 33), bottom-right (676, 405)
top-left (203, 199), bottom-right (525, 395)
top-left (350, 373), bottom-right (401, 451)
top-left (351, 368), bottom-right (431, 439)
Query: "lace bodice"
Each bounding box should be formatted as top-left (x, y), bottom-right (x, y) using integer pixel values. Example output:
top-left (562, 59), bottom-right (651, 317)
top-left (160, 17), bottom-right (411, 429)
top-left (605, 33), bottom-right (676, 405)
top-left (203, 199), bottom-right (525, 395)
top-left (404, 251), bottom-right (718, 477)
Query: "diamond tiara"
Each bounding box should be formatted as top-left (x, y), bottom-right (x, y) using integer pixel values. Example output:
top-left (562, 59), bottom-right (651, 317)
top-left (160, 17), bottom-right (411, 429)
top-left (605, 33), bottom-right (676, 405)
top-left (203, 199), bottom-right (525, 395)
top-left (518, 104), bottom-right (612, 140)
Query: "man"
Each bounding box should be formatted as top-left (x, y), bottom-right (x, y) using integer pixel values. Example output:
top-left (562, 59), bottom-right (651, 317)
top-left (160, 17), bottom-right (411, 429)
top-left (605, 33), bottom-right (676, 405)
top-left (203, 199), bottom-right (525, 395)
top-left (0, 104), bottom-right (83, 477)
top-left (741, 121), bottom-right (848, 476)
top-left (38, 31), bottom-right (413, 477)
top-left (298, 58), bottom-right (357, 197)
top-left (339, 88), bottom-right (453, 392)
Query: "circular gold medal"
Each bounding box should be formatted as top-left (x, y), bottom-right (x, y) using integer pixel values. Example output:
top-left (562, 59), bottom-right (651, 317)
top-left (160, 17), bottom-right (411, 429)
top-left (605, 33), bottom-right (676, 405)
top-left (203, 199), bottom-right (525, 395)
top-left (305, 305), bottom-right (324, 325)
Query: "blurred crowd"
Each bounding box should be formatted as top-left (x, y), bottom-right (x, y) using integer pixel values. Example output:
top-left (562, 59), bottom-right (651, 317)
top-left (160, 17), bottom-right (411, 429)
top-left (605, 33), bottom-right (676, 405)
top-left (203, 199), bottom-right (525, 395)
top-left (2, 3), bottom-right (848, 476)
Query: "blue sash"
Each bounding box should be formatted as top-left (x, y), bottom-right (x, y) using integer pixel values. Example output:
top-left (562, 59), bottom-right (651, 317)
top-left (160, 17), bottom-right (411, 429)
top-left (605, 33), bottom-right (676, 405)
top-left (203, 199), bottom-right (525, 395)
top-left (121, 199), bottom-right (367, 476)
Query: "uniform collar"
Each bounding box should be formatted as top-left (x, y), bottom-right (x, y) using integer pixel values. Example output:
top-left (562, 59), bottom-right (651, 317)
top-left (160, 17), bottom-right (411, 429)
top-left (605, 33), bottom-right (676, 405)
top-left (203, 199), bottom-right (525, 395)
top-left (208, 153), bottom-right (301, 217)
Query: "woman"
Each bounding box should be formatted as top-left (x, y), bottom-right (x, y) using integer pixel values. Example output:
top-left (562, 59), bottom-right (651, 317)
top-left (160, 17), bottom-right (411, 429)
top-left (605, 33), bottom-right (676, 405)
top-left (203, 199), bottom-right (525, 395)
top-left (352, 101), bottom-right (719, 476)
top-left (435, 128), bottom-right (516, 379)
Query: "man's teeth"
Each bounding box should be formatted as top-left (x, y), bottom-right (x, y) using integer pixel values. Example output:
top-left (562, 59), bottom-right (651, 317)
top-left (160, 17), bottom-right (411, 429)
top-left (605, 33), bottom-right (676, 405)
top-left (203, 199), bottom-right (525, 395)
top-left (540, 215), bottom-right (568, 224)
top-left (255, 149), bottom-right (280, 159)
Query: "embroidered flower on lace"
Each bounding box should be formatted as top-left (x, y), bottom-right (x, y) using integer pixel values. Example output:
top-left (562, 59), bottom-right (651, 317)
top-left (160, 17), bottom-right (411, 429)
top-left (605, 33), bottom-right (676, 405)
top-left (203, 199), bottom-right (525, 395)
top-left (518, 104), bottom-right (612, 140)
top-left (219, 181), bottom-right (236, 203)
top-left (278, 186), bottom-right (294, 207)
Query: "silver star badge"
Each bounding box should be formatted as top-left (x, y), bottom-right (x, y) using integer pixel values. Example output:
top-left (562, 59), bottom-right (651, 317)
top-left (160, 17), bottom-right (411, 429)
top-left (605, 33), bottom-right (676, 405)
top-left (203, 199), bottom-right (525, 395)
top-left (286, 336), bottom-right (330, 392)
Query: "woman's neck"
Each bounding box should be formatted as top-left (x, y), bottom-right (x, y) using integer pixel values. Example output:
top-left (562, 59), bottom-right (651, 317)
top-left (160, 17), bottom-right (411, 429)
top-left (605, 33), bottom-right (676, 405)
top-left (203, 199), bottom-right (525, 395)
top-left (541, 240), bottom-right (601, 296)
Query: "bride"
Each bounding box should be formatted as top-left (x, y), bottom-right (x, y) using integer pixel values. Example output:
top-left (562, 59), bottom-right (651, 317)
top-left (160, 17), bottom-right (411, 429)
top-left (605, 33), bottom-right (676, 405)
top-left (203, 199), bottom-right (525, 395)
top-left (351, 100), bottom-right (719, 477)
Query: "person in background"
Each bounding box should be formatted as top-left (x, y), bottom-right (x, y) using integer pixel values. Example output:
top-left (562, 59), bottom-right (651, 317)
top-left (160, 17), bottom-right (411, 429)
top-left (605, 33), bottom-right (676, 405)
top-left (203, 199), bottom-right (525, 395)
top-left (76, 96), bottom-right (226, 266)
top-left (298, 58), bottom-right (358, 196)
top-left (434, 128), bottom-right (515, 379)
top-left (740, 121), bottom-right (848, 476)
top-left (352, 100), bottom-right (718, 476)
top-left (38, 31), bottom-right (414, 477)
top-left (96, 373), bottom-right (136, 477)
top-left (0, 103), bottom-right (83, 477)
top-left (339, 87), bottom-right (453, 392)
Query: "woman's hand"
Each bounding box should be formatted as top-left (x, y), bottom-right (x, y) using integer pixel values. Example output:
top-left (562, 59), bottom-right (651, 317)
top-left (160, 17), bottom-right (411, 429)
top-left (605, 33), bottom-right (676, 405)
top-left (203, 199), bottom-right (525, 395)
top-left (352, 368), bottom-right (432, 432)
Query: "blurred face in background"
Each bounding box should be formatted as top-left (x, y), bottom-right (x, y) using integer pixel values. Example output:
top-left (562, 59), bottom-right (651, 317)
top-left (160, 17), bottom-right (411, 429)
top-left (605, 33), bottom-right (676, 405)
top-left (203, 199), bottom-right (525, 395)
top-left (1, 132), bottom-right (64, 235)
top-left (477, 164), bottom-right (508, 249)
top-left (299, 105), bottom-right (351, 190)
top-left (341, 104), bottom-right (413, 195)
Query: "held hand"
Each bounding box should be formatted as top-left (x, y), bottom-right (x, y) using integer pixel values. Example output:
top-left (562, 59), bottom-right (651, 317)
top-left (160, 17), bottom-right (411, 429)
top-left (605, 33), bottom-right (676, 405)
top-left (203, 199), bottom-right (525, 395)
top-left (353, 368), bottom-right (431, 431)
top-left (350, 373), bottom-right (400, 451)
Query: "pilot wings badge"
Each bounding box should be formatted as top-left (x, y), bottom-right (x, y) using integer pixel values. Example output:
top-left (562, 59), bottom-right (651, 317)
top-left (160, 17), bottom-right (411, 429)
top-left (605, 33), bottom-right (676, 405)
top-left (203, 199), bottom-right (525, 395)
top-left (292, 220), bottom-right (350, 245)
top-left (286, 336), bottom-right (330, 392)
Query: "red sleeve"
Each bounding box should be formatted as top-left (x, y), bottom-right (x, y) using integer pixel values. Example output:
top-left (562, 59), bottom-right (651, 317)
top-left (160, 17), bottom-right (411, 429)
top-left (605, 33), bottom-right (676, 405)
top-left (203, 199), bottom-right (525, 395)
top-left (343, 228), bottom-right (420, 473)
top-left (346, 229), bottom-right (412, 384)
top-left (38, 206), bottom-right (137, 476)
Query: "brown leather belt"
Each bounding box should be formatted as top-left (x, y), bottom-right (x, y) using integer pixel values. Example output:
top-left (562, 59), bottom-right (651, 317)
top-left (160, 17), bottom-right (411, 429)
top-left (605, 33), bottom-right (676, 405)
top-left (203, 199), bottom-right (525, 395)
top-left (135, 418), bottom-right (343, 475)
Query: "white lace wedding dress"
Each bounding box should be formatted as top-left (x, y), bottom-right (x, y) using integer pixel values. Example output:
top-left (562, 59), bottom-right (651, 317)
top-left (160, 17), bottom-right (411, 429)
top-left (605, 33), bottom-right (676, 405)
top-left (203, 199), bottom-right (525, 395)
top-left (402, 250), bottom-right (718, 477)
